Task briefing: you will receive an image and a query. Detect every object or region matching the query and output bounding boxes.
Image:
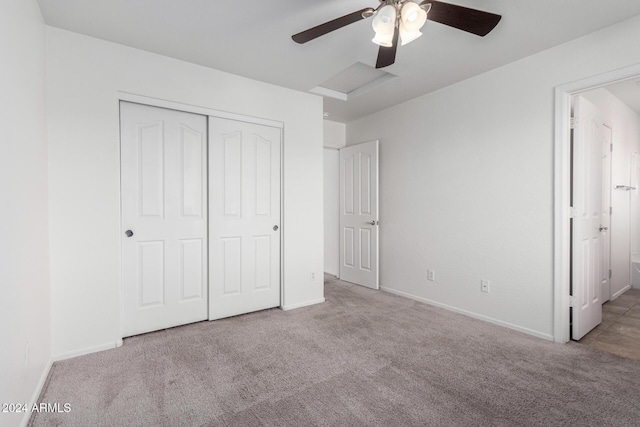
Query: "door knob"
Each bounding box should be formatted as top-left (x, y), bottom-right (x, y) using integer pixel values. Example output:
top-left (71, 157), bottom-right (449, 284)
top-left (125, 230), bottom-right (134, 237)
top-left (365, 220), bottom-right (378, 226)
top-left (273, 225), bottom-right (279, 231)
top-left (599, 225), bottom-right (608, 232)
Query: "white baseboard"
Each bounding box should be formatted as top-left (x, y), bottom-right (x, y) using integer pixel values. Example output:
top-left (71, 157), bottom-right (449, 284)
top-left (380, 286), bottom-right (554, 341)
top-left (20, 358), bottom-right (53, 427)
top-left (611, 284), bottom-right (631, 300)
top-left (52, 340), bottom-right (121, 362)
top-left (281, 298), bottom-right (325, 311)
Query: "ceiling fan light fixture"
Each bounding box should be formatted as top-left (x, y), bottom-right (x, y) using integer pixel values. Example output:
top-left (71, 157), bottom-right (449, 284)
top-left (400, 28), bottom-right (422, 46)
top-left (372, 32), bottom-right (395, 47)
top-left (371, 4), bottom-right (396, 46)
top-left (400, 2), bottom-right (427, 32)
top-left (291, 0), bottom-right (501, 68)
top-left (361, 8), bottom-right (376, 18)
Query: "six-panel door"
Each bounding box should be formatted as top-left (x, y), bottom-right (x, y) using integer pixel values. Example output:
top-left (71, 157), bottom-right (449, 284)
top-left (208, 117), bottom-right (281, 320)
top-left (572, 95), bottom-right (604, 340)
top-left (339, 141), bottom-right (379, 289)
top-left (121, 102), bottom-right (208, 337)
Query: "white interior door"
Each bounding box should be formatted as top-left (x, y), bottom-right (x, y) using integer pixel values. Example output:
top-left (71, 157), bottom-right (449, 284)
top-left (572, 95), bottom-right (603, 340)
top-left (601, 125), bottom-right (612, 303)
top-left (632, 152), bottom-right (640, 289)
top-left (208, 117), bottom-right (281, 320)
top-left (339, 141), bottom-right (379, 289)
top-left (121, 102), bottom-right (208, 337)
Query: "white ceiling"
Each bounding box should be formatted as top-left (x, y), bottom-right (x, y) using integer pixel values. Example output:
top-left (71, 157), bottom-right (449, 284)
top-left (36, 0), bottom-right (640, 123)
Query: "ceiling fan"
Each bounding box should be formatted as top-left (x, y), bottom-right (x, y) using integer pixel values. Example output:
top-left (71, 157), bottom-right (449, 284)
top-left (292, 0), bottom-right (502, 69)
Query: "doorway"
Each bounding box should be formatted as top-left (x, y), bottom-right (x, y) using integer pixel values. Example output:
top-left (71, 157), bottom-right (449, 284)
top-left (555, 64), bottom-right (640, 343)
top-left (571, 84), bottom-right (640, 346)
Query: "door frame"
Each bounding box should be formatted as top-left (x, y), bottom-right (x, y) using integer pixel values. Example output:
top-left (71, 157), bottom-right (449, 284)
top-left (117, 92), bottom-right (285, 339)
top-left (602, 124), bottom-right (613, 304)
top-left (553, 64), bottom-right (640, 343)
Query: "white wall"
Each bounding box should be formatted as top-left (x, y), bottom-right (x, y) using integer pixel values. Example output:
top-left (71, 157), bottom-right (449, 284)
top-left (0, 1), bottom-right (51, 426)
top-left (581, 88), bottom-right (640, 298)
top-left (324, 149), bottom-right (340, 275)
top-left (347, 15), bottom-right (640, 340)
top-left (323, 120), bottom-right (346, 149)
top-left (323, 120), bottom-right (345, 276)
top-left (46, 28), bottom-right (324, 359)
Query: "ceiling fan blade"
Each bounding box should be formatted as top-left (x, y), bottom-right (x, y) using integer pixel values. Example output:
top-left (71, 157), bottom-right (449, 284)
top-left (292, 8), bottom-right (374, 44)
top-left (422, 0), bottom-right (501, 37)
top-left (375, 27), bottom-right (399, 69)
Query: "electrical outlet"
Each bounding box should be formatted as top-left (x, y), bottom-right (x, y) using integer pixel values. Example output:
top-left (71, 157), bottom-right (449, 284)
top-left (310, 272), bottom-right (316, 281)
top-left (481, 280), bottom-right (490, 293)
top-left (427, 270), bottom-right (435, 281)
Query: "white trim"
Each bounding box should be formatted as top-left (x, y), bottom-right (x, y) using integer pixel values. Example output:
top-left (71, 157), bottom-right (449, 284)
top-left (348, 74), bottom-right (396, 99)
top-left (310, 86), bottom-right (348, 101)
top-left (612, 284), bottom-right (632, 300)
top-left (117, 97), bottom-right (125, 345)
top-left (381, 287), bottom-right (554, 341)
top-left (117, 92), bottom-right (284, 129)
top-left (553, 62), bottom-right (640, 343)
top-left (310, 75), bottom-right (396, 101)
top-left (281, 298), bottom-right (326, 311)
top-left (553, 85), bottom-right (572, 344)
top-left (20, 359), bottom-right (53, 427)
top-left (53, 341), bottom-right (121, 362)
top-left (280, 126), bottom-right (286, 310)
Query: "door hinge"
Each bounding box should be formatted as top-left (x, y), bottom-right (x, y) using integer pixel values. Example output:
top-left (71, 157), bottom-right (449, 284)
top-left (610, 143), bottom-right (613, 152)
top-left (569, 207), bottom-right (575, 219)
top-left (609, 269), bottom-right (612, 279)
top-left (569, 295), bottom-right (577, 308)
top-left (610, 206), bottom-right (613, 215)
top-left (570, 117), bottom-right (577, 130)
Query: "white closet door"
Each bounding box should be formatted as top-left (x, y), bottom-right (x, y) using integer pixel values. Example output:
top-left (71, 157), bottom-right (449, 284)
top-left (209, 117), bottom-right (281, 320)
top-left (121, 102), bottom-right (208, 337)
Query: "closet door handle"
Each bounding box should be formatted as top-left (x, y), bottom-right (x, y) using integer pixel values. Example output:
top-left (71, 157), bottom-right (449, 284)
top-left (599, 225), bottom-right (608, 232)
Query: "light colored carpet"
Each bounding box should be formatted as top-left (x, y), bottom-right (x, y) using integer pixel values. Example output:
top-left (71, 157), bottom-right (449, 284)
top-left (31, 275), bottom-right (640, 426)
